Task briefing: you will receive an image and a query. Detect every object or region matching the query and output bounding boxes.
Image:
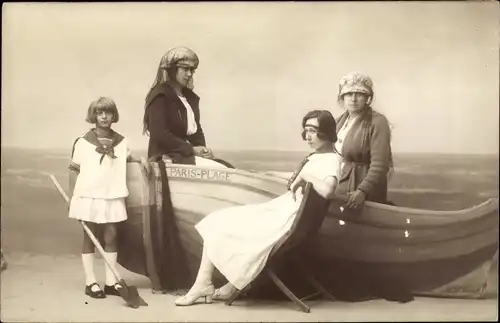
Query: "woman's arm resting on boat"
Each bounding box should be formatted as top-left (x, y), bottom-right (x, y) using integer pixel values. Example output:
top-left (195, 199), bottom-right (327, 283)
top-left (299, 171), bottom-right (338, 199)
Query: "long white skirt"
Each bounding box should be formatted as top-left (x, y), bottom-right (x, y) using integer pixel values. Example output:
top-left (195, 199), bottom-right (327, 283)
top-left (69, 196), bottom-right (128, 223)
top-left (196, 191), bottom-right (303, 290)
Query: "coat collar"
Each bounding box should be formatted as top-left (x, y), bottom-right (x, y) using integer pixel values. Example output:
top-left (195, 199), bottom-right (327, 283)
top-left (146, 82), bottom-right (199, 107)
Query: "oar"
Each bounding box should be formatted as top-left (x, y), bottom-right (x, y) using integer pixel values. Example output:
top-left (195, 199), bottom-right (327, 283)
top-left (48, 174), bottom-right (148, 308)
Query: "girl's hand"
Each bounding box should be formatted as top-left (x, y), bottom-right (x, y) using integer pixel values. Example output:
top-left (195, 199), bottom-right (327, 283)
top-left (346, 190), bottom-right (366, 209)
top-left (140, 157), bottom-right (151, 177)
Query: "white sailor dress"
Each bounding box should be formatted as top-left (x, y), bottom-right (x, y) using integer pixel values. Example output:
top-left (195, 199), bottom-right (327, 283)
top-left (68, 134), bottom-right (131, 223)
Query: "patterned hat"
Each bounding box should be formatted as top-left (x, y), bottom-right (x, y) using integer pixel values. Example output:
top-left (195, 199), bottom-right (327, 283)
top-left (338, 72), bottom-right (374, 97)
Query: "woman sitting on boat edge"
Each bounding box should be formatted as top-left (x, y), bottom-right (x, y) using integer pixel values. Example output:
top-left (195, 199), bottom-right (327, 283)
top-left (143, 47), bottom-right (215, 165)
top-left (334, 72), bottom-right (394, 208)
top-left (174, 109), bottom-right (342, 306)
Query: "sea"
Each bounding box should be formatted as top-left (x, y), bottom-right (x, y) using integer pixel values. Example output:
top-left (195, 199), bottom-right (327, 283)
top-left (2, 147), bottom-right (497, 211)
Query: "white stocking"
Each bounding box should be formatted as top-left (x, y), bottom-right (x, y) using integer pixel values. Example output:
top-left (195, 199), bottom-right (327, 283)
top-left (192, 246), bottom-right (214, 288)
top-left (105, 252), bottom-right (119, 286)
top-left (82, 253), bottom-right (98, 290)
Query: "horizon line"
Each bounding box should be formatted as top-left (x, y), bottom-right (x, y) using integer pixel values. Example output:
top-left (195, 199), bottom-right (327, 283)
top-left (1, 145), bottom-right (498, 157)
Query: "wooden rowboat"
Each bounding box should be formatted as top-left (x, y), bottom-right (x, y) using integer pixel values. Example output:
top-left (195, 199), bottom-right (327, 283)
top-left (118, 161), bottom-right (498, 299)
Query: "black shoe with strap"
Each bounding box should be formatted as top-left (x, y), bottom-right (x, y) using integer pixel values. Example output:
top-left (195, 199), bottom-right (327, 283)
top-left (104, 283), bottom-right (123, 296)
top-left (85, 283), bottom-right (106, 299)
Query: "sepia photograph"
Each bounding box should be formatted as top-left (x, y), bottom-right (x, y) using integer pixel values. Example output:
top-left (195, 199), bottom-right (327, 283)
top-left (1, 2), bottom-right (498, 322)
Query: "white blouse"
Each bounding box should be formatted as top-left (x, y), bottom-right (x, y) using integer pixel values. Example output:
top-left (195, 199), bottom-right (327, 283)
top-left (177, 95), bottom-right (198, 135)
top-left (301, 152), bottom-right (342, 182)
top-left (335, 115), bottom-right (359, 170)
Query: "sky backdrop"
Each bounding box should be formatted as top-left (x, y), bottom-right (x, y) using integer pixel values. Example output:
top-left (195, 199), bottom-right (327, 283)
top-left (2, 2), bottom-right (499, 154)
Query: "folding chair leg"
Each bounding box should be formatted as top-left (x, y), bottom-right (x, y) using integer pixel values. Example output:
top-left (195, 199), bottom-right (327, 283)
top-left (267, 268), bottom-right (310, 313)
top-left (303, 271), bottom-right (337, 301)
top-left (295, 260), bottom-right (337, 302)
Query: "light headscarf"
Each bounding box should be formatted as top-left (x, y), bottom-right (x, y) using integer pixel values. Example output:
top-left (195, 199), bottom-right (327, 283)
top-left (143, 47), bottom-right (199, 134)
top-left (147, 47), bottom-right (199, 95)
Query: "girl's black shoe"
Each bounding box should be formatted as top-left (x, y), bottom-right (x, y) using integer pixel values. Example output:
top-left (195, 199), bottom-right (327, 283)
top-left (104, 283), bottom-right (123, 296)
top-left (85, 283), bottom-right (106, 299)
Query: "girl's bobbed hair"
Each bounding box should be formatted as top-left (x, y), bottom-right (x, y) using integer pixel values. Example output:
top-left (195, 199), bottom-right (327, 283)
top-left (86, 97), bottom-right (119, 124)
top-left (301, 110), bottom-right (337, 143)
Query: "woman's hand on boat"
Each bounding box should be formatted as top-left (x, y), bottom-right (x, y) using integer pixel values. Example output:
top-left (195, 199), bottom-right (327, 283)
top-left (194, 146), bottom-right (214, 159)
top-left (202, 147), bottom-right (214, 159)
top-left (346, 189), bottom-right (366, 208)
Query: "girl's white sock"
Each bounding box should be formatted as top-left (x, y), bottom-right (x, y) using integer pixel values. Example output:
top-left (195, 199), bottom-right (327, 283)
top-left (105, 252), bottom-right (119, 286)
top-left (81, 253), bottom-right (97, 286)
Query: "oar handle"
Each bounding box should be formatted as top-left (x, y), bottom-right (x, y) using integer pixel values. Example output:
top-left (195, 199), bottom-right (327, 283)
top-left (49, 174), bottom-right (70, 203)
top-left (48, 174), bottom-right (122, 281)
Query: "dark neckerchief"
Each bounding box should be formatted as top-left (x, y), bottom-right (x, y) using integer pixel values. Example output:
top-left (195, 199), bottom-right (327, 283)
top-left (81, 129), bottom-right (124, 164)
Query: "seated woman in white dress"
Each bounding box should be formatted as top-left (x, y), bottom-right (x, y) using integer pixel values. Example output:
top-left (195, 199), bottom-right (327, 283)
top-left (175, 110), bottom-right (342, 306)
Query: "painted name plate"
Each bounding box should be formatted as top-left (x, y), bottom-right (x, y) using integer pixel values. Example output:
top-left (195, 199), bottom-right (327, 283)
top-left (167, 167), bottom-right (232, 181)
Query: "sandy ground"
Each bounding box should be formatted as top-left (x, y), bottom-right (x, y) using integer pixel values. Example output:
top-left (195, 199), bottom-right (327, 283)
top-left (1, 252), bottom-right (498, 322)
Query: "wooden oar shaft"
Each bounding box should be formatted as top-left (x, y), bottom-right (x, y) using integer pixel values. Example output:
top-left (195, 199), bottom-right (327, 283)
top-left (48, 174), bottom-right (122, 281)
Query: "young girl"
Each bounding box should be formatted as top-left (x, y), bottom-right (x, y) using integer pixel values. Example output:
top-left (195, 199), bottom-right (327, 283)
top-left (69, 97), bottom-right (146, 298)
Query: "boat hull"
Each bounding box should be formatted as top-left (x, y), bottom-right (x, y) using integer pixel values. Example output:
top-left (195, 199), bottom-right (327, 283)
top-left (119, 162), bottom-right (499, 298)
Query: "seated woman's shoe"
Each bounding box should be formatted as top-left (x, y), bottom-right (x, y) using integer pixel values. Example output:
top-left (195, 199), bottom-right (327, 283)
top-left (174, 284), bottom-right (215, 306)
top-left (212, 287), bottom-right (237, 301)
top-left (85, 283), bottom-right (106, 299)
top-left (104, 283), bottom-right (123, 296)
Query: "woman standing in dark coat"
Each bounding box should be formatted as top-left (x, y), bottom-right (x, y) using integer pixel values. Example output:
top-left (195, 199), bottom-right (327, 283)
top-left (331, 73), bottom-right (414, 303)
top-left (143, 47), bottom-right (214, 164)
top-left (334, 72), bottom-right (394, 207)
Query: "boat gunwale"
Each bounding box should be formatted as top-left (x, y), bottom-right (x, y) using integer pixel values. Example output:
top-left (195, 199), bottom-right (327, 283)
top-left (341, 195), bottom-right (499, 217)
top-left (327, 198), bottom-right (499, 229)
